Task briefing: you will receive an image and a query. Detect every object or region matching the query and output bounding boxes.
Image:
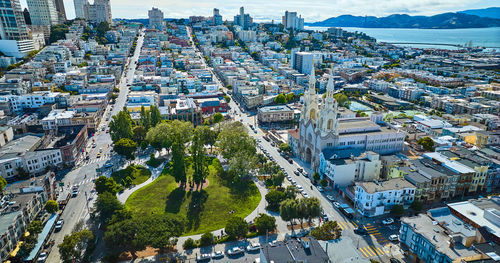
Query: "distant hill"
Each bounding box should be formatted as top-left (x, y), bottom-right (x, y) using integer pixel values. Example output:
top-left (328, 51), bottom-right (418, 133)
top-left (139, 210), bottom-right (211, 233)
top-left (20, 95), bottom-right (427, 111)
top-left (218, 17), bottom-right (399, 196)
top-left (306, 12), bottom-right (500, 29)
top-left (459, 7), bottom-right (500, 19)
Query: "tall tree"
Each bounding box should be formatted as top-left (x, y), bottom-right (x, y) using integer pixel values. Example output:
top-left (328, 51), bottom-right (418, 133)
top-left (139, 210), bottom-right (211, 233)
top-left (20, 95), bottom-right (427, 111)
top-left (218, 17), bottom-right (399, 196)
top-left (94, 176), bottom-right (119, 195)
top-left (146, 122), bottom-right (173, 151)
top-left (254, 213), bottom-right (276, 234)
top-left (280, 198), bottom-right (298, 229)
top-left (132, 126), bottom-right (147, 143)
top-left (58, 230), bottom-right (94, 263)
top-left (191, 126), bottom-right (209, 189)
top-left (109, 110), bottom-right (134, 143)
top-left (114, 138), bottom-right (138, 160)
top-left (95, 192), bottom-right (124, 223)
top-left (170, 120), bottom-right (193, 186)
top-left (225, 216), bottom-right (248, 239)
top-left (140, 105), bottom-right (150, 130)
top-left (149, 105), bottom-right (162, 127)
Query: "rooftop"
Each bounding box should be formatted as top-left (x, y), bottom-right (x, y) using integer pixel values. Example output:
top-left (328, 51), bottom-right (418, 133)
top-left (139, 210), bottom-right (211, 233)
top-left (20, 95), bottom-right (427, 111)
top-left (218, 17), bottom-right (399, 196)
top-left (356, 178), bottom-right (414, 194)
top-left (260, 237), bottom-right (329, 263)
top-left (448, 200), bottom-right (500, 239)
top-left (259, 105), bottom-right (293, 113)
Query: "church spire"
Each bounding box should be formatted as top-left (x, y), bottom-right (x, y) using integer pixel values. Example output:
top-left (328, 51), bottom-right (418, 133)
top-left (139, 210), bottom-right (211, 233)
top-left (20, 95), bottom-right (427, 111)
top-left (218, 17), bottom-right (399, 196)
top-left (308, 62), bottom-right (316, 94)
top-left (326, 65), bottom-right (334, 99)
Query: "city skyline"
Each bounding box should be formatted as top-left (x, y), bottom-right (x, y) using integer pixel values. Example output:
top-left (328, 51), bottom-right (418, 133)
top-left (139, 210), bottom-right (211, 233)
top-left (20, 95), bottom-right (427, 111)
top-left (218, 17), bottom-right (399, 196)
top-left (18, 0), bottom-right (499, 22)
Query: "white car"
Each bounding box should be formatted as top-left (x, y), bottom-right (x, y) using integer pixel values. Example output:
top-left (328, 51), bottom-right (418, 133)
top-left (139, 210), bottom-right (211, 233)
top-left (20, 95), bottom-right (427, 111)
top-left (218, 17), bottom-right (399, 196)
top-left (246, 242), bottom-right (261, 251)
top-left (211, 251), bottom-right (224, 258)
top-left (326, 195), bottom-right (335, 202)
top-left (297, 185), bottom-right (303, 190)
top-left (303, 193), bottom-right (310, 198)
top-left (292, 180), bottom-right (297, 185)
top-left (227, 247), bottom-right (244, 255)
top-left (37, 252), bottom-right (47, 263)
top-left (333, 202), bottom-right (341, 209)
top-left (55, 219), bottom-right (64, 231)
top-left (268, 240), bottom-right (278, 247)
top-left (196, 253), bottom-right (211, 261)
top-left (389, 234), bottom-right (399, 241)
top-left (382, 218), bottom-right (395, 225)
top-left (317, 186), bottom-right (324, 192)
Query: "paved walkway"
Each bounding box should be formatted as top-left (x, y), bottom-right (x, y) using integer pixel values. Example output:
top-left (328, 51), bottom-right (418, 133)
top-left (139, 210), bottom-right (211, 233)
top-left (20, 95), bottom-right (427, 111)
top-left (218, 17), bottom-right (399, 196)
top-left (117, 162), bottom-right (165, 204)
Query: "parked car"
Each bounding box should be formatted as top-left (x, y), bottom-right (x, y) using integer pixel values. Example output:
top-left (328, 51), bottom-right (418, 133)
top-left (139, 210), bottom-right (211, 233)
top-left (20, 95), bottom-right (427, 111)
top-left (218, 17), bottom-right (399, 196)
top-left (390, 258), bottom-right (401, 263)
top-left (297, 168), bottom-right (303, 173)
top-left (288, 159), bottom-right (293, 164)
top-left (333, 202), bottom-right (340, 209)
top-left (196, 254), bottom-right (211, 261)
top-left (317, 186), bottom-right (324, 192)
top-left (303, 193), bottom-right (310, 198)
top-left (37, 252), bottom-right (48, 263)
top-left (326, 195), bottom-right (335, 202)
top-left (227, 247), bottom-right (244, 255)
top-left (382, 218), bottom-right (395, 225)
top-left (297, 185), bottom-right (303, 190)
top-left (246, 242), bottom-right (260, 251)
top-left (55, 219), bottom-right (64, 232)
top-left (211, 251), bottom-right (224, 258)
top-left (72, 190), bottom-right (78, 197)
top-left (294, 171), bottom-right (300, 176)
top-left (268, 240), bottom-right (278, 247)
top-left (354, 227), bottom-right (369, 235)
top-left (389, 234), bottom-right (399, 242)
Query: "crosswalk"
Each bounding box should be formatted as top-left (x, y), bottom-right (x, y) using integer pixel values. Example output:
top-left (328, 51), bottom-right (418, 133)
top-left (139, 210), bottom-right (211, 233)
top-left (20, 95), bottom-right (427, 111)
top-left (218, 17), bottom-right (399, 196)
top-left (365, 223), bottom-right (389, 244)
top-left (358, 245), bottom-right (392, 258)
top-left (336, 220), bottom-right (358, 230)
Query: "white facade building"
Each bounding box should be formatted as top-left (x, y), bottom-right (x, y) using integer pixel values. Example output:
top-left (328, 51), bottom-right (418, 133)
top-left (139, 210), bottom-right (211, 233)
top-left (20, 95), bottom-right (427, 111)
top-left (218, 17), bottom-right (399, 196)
top-left (318, 151), bottom-right (381, 189)
top-left (282, 11), bottom-right (304, 31)
top-left (355, 178), bottom-right (416, 217)
top-left (73, 0), bottom-right (87, 18)
top-left (41, 109), bottom-right (75, 131)
top-left (84, 0), bottom-right (112, 24)
top-left (148, 7), bottom-right (164, 29)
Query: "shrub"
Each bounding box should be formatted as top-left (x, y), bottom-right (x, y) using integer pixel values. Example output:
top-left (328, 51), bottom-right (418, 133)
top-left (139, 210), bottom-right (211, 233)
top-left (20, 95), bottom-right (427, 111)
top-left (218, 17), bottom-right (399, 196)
top-left (182, 238), bottom-right (197, 250)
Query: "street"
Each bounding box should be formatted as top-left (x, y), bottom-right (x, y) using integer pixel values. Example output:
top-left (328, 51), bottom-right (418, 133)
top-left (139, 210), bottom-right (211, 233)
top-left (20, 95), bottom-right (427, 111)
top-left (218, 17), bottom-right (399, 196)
top-left (44, 30), bottom-right (145, 263)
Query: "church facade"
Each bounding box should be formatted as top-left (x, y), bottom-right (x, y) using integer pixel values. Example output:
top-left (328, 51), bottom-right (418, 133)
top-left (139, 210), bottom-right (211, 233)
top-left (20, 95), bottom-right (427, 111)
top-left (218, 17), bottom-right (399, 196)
top-left (297, 67), bottom-right (406, 171)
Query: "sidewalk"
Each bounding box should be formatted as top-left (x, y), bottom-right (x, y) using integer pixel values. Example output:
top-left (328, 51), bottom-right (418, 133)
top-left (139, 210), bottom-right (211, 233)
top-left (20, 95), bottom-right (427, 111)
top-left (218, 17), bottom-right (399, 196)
top-left (117, 162), bottom-right (166, 204)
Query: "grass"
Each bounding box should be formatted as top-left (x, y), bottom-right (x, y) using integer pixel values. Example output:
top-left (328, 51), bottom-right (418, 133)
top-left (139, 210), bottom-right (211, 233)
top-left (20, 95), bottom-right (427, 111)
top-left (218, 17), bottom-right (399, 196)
top-left (111, 164), bottom-right (151, 187)
top-left (125, 161), bottom-right (261, 236)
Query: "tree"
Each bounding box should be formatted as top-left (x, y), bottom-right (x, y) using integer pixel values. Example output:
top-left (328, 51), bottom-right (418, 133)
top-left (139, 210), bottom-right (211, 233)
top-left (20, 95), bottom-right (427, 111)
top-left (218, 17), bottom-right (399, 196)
top-left (285, 93), bottom-right (296, 103)
top-left (265, 189), bottom-right (285, 211)
top-left (213, 112), bottom-right (224, 124)
top-left (94, 176), bottom-right (119, 195)
top-left (146, 122), bottom-right (173, 150)
top-left (278, 143), bottom-right (291, 153)
top-left (391, 204), bottom-right (404, 217)
top-left (280, 198), bottom-right (298, 228)
top-left (320, 178), bottom-right (328, 188)
top-left (313, 172), bottom-right (321, 183)
top-left (225, 216), bottom-right (248, 239)
top-left (132, 126), bottom-right (147, 143)
top-left (182, 238), bottom-right (197, 250)
top-left (256, 153), bottom-right (267, 168)
top-left (274, 93), bottom-right (286, 104)
top-left (27, 220), bottom-right (43, 235)
top-left (199, 232), bottom-right (214, 247)
top-left (284, 185), bottom-right (298, 199)
top-left (217, 122), bottom-right (257, 179)
top-left (311, 221), bottom-right (342, 241)
top-left (44, 200), bottom-right (59, 213)
top-left (303, 197), bottom-right (321, 224)
top-left (254, 213), bottom-right (276, 234)
top-left (140, 106), bottom-right (151, 130)
top-left (272, 171), bottom-right (286, 187)
top-left (0, 177), bottom-right (6, 193)
top-left (114, 138), bottom-right (137, 160)
top-left (333, 93), bottom-right (350, 107)
top-left (417, 137), bottom-right (434, 151)
top-left (191, 126), bottom-right (209, 189)
top-left (105, 217), bottom-right (145, 257)
top-left (58, 230), bottom-right (94, 263)
top-left (170, 120), bottom-right (193, 186)
top-left (95, 192), bottom-right (124, 223)
top-left (410, 200), bottom-right (423, 212)
top-left (149, 105), bottom-right (162, 127)
top-left (223, 95), bottom-right (231, 103)
top-left (109, 110), bottom-right (134, 143)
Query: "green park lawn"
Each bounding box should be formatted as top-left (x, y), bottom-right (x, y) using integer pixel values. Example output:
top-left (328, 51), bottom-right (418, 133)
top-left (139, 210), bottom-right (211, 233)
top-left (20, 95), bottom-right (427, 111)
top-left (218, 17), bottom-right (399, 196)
top-left (125, 162), bottom-right (262, 236)
top-left (111, 164), bottom-right (151, 186)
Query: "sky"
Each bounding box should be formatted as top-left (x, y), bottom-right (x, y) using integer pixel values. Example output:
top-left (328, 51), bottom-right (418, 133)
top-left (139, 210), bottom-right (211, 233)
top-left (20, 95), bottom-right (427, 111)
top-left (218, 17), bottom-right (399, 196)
top-left (20, 0), bottom-right (499, 22)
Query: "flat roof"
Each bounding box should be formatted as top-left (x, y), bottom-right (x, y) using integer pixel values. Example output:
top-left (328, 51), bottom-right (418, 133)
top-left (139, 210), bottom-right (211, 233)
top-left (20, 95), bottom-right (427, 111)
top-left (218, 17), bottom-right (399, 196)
top-left (356, 178), bottom-right (415, 194)
top-left (448, 201), bottom-right (500, 239)
top-left (424, 152), bottom-right (475, 174)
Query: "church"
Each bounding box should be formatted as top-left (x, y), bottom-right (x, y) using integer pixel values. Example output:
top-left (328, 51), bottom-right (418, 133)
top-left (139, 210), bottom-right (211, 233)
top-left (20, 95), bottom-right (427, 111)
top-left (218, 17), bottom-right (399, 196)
top-left (293, 66), bottom-right (406, 171)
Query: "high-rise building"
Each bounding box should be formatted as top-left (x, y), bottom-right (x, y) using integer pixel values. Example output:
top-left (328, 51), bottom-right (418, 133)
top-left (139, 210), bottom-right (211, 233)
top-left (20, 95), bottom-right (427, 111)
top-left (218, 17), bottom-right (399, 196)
top-left (84, 0), bottom-right (112, 24)
top-left (0, 0), bottom-right (35, 57)
top-left (54, 0), bottom-right (66, 23)
top-left (73, 0), bottom-right (87, 19)
top-left (148, 7), bottom-right (164, 29)
top-left (293, 52), bottom-right (314, 74)
top-left (282, 11), bottom-right (304, 31)
top-left (213, 8), bottom-right (222, 25)
top-left (233, 6), bottom-right (252, 29)
top-left (26, 0), bottom-right (59, 26)
top-left (23, 8), bottom-right (32, 25)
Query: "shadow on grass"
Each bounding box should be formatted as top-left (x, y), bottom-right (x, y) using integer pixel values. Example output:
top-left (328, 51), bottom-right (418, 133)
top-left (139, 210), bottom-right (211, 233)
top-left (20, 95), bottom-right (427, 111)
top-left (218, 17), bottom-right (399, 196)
top-left (165, 188), bottom-right (186, 214)
top-left (186, 190), bottom-right (208, 232)
top-left (227, 179), bottom-right (258, 200)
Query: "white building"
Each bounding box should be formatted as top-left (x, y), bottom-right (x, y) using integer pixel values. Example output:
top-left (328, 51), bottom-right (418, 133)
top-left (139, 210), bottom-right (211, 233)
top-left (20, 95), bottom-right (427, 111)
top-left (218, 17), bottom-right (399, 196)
top-left (41, 109), bottom-right (75, 131)
top-left (148, 7), bottom-right (164, 29)
top-left (84, 0), bottom-right (112, 24)
top-left (355, 178), bottom-right (416, 217)
top-left (318, 150), bottom-right (381, 189)
top-left (282, 11), bottom-right (304, 31)
top-left (23, 149), bottom-right (62, 174)
top-left (237, 30), bottom-right (256, 42)
top-left (26, 0), bottom-right (59, 26)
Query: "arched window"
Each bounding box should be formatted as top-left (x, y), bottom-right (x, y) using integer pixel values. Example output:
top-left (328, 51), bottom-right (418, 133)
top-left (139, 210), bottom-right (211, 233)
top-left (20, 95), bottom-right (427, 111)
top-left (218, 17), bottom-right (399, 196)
top-left (327, 119), bottom-right (333, 130)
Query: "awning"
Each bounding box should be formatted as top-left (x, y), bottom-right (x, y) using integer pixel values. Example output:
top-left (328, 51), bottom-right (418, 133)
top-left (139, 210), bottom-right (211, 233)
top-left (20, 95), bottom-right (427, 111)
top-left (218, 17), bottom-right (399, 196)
top-left (9, 241), bottom-right (23, 257)
top-left (25, 213), bottom-right (58, 261)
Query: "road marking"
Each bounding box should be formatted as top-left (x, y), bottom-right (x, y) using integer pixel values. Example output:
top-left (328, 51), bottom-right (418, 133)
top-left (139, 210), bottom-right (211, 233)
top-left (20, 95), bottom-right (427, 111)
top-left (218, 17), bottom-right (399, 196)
top-left (358, 247), bottom-right (369, 257)
top-left (337, 222), bottom-right (345, 230)
top-left (360, 247), bottom-right (373, 257)
top-left (376, 247), bottom-right (385, 255)
top-left (350, 220), bottom-right (358, 228)
top-left (364, 247), bottom-right (376, 257)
